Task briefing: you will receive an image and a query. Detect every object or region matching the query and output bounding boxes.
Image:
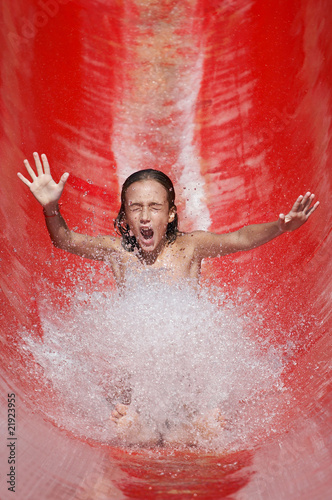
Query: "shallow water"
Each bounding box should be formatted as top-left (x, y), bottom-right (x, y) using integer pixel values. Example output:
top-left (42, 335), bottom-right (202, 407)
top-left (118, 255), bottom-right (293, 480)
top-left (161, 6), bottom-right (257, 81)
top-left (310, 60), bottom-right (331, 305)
top-left (20, 269), bottom-right (287, 450)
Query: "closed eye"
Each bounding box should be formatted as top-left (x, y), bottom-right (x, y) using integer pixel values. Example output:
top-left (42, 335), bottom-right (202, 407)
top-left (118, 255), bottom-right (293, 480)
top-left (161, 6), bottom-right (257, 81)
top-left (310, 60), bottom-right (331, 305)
top-left (150, 205), bottom-right (162, 211)
top-left (128, 204), bottom-right (142, 212)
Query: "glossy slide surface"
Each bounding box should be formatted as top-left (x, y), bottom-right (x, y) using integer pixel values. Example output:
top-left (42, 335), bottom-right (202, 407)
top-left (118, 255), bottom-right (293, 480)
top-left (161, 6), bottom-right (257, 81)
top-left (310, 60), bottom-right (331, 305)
top-left (0, 1), bottom-right (331, 498)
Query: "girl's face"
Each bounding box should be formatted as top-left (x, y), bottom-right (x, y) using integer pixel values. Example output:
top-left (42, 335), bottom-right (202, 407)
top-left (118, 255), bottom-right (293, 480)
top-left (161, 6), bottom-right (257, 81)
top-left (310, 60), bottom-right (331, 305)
top-left (124, 179), bottom-right (175, 254)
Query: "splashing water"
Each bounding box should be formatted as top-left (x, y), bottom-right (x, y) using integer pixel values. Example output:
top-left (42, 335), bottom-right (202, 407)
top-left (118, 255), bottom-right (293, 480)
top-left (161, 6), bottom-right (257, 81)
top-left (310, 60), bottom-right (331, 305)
top-left (21, 269), bottom-right (286, 450)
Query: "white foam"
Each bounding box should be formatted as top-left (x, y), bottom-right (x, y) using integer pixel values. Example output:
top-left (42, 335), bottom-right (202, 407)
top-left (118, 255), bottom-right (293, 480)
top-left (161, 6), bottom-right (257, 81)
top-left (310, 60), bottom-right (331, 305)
top-left (21, 270), bottom-right (285, 449)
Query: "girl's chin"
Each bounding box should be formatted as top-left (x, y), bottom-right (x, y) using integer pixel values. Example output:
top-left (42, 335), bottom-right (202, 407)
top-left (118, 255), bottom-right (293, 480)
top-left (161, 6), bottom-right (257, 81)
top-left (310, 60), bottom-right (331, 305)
top-left (138, 237), bottom-right (156, 251)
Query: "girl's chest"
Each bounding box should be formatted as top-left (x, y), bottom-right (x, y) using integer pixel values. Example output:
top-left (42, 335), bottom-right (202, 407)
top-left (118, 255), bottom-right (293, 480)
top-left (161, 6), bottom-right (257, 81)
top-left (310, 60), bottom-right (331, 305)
top-left (116, 242), bottom-right (199, 282)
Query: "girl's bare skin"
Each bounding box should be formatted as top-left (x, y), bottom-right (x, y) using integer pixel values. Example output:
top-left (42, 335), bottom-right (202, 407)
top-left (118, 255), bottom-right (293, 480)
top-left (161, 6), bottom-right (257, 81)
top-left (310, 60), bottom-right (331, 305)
top-left (110, 404), bottom-right (162, 446)
top-left (18, 152), bottom-right (320, 446)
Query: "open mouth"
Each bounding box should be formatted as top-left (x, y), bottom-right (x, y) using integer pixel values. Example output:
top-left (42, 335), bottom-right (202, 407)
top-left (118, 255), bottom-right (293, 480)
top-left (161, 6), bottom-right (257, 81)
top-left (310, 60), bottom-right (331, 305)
top-left (140, 227), bottom-right (154, 240)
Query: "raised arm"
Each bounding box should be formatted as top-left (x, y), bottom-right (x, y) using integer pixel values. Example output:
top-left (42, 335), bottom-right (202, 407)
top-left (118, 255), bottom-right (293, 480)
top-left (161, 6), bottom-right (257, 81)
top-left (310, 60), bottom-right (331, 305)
top-left (18, 152), bottom-right (120, 260)
top-left (193, 192), bottom-right (320, 259)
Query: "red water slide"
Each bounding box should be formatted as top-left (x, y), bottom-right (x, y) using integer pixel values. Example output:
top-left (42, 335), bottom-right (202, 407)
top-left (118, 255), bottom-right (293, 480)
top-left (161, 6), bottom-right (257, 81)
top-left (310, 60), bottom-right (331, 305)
top-left (1, 0), bottom-right (331, 498)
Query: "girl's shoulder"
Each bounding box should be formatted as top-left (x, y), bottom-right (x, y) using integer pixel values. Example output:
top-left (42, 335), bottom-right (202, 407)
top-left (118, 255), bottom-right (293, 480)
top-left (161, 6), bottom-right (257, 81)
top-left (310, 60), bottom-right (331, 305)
top-left (172, 230), bottom-right (206, 249)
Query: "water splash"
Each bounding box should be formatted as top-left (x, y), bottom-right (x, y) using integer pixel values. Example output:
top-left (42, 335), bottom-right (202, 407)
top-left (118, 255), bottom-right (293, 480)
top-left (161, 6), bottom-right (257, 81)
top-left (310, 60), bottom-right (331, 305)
top-left (21, 269), bottom-right (286, 449)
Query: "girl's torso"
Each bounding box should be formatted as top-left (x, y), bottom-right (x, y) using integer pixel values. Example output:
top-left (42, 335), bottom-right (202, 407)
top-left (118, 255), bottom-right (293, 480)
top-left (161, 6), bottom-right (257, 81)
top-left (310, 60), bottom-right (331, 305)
top-left (107, 233), bottom-right (201, 287)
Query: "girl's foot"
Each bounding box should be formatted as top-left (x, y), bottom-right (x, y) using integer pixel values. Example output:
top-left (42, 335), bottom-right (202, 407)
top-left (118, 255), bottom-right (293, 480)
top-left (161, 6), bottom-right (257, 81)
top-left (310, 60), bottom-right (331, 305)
top-left (163, 408), bottom-right (226, 447)
top-left (110, 403), bottom-right (160, 446)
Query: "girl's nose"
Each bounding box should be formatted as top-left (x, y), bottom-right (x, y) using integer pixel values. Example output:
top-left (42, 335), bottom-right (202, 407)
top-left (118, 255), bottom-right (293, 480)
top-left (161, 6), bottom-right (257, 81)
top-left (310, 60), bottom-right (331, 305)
top-left (140, 207), bottom-right (150, 222)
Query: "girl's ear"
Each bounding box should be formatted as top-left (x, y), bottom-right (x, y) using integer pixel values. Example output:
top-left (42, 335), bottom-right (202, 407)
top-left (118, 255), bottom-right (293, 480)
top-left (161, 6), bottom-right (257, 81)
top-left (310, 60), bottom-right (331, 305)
top-left (168, 206), bottom-right (176, 222)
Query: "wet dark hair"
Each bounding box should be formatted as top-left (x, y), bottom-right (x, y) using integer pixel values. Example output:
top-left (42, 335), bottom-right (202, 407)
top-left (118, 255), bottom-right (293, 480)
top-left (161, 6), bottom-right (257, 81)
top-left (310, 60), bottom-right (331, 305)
top-left (114, 169), bottom-right (179, 252)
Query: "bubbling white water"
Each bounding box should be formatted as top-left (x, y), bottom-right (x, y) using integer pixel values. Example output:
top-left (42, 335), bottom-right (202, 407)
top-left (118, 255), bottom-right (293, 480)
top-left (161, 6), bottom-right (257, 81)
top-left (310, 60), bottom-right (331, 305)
top-left (21, 269), bottom-right (285, 449)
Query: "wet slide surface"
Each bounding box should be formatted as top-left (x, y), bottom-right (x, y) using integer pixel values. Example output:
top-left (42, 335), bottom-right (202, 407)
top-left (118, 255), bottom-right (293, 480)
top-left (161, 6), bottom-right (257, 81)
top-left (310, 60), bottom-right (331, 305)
top-left (1, 0), bottom-right (331, 498)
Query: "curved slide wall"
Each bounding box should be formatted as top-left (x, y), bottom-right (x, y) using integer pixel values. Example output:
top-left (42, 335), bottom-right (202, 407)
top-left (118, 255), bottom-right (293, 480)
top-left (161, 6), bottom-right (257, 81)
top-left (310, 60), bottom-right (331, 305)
top-left (0, 0), bottom-right (331, 498)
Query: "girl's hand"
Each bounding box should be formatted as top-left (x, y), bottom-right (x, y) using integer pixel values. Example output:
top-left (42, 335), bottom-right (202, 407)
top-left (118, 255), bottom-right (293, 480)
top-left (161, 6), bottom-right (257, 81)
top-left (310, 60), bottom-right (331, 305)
top-left (17, 152), bottom-right (69, 207)
top-left (278, 192), bottom-right (319, 232)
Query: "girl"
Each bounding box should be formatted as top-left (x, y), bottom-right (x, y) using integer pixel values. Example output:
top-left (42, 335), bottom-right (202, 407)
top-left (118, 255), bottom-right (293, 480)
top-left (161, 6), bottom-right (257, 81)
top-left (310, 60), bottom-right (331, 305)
top-left (18, 152), bottom-right (319, 445)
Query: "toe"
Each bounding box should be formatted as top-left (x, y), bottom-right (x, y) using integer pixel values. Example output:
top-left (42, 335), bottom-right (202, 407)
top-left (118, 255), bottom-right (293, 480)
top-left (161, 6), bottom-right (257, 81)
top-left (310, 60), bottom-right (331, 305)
top-left (111, 409), bottom-right (120, 419)
top-left (115, 403), bottom-right (129, 416)
top-left (110, 404), bottom-right (130, 424)
top-left (214, 409), bottom-right (227, 428)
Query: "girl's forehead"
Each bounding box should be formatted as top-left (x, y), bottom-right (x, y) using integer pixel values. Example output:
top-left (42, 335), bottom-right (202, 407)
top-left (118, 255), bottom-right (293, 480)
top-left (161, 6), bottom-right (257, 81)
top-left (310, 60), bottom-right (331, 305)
top-left (125, 179), bottom-right (168, 202)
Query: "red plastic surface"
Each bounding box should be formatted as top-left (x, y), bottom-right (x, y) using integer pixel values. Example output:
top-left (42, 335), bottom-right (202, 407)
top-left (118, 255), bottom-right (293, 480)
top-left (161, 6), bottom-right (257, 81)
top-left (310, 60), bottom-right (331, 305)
top-left (1, 0), bottom-right (331, 498)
